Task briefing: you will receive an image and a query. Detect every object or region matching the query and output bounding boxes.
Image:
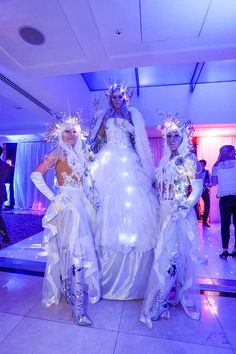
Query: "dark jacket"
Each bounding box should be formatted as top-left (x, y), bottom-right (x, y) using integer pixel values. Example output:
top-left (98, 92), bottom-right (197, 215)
top-left (0, 158), bottom-right (10, 207)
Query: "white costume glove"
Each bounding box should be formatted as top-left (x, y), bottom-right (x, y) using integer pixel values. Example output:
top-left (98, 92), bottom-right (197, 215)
top-left (30, 171), bottom-right (55, 201)
top-left (178, 179), bottom-right (203, 218)
top-left (31, 172), bottom-right (72, 211)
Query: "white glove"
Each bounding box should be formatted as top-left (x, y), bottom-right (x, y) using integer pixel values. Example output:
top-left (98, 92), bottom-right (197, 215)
top-left (178, 179), bottom-right (203, 218)
top-left (30, 171), bottom-right (55, 201)
top-left (31, 172), bottom-right (72, 211)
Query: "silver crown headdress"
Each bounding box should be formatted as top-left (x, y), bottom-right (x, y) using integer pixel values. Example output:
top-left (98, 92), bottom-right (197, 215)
top-left (44, 110), bottom-right (85, 143)
top-left (105, 81), bottom-right (134, 103)
top-left (157, 111), bottom-right (195, 138)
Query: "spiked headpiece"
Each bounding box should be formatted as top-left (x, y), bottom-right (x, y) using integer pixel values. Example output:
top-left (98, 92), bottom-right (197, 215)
top-left (44, 111), bottom-right (84, 143)
top-left (105, 81), bottom-right (134, 103)
top-left (157, 112), bottom-right (195, 138)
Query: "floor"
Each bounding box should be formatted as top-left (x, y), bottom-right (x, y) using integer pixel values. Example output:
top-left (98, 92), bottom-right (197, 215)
top-left (0, 221), bottom-right (236, 354)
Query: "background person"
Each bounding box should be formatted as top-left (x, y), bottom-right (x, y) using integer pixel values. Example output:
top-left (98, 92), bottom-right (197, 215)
top-left (0, 146), bottom-right (10, 243)
top-left (211, 145), bottom-right (236, 260)
top-left (198, 159), bottom-right (212, 227)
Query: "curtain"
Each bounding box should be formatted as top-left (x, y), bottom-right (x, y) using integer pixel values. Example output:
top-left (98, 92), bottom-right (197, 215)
top-left (14, 142), bottom-right (55, 210)
top-left (148, 137), bottom-right (163, 167)
top-left (197, 136), bottom-right (236, 223)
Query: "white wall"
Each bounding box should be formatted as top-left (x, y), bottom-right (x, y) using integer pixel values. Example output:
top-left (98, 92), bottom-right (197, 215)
top-left (39, 73), bottom-right (91, 127)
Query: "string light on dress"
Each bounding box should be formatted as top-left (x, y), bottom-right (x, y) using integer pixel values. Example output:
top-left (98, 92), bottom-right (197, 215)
top-left (125, 185), bottom-right (134, 194)
top-left (122, 172), bottom-right (129, 177)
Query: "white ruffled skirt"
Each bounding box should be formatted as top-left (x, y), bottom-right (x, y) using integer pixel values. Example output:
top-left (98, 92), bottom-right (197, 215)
top-left (140, 201), bottom-right (201, 327)
top-left (42, 186), bottom-right (100, 306)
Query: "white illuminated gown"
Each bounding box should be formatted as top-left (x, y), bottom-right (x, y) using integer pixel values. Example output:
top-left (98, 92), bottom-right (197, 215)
top-left (91, 109), bottom-right (159, 300)
top-left (140, 154), bottom-right (201, 327)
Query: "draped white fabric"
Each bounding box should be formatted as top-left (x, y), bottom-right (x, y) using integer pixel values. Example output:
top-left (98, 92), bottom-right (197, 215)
top-left (14, 142), bottom-right (55, 210)
top-left (197, 136), bottom-right (236, 223)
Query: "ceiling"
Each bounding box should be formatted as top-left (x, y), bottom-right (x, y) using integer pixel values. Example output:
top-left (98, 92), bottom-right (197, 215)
top-left (0, 0), bottom-right (236, 138)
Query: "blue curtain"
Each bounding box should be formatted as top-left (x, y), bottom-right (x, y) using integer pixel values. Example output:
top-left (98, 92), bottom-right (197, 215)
top-left (14, 142), bottom-right (55, 210)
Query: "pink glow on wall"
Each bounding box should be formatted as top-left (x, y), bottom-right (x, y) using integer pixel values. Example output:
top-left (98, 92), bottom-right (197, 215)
top-left (32, 202), bottom-right (46, 212)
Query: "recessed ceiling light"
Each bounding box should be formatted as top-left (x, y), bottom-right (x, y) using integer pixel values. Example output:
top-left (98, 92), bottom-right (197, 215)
top-left (18, 26), bottom-right (45, 45)
top-left (115, 29), bottom-right (123, 35)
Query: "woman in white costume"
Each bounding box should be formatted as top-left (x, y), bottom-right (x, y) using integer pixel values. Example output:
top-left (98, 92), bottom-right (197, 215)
top-left (30, 115), bottom-right (100, 326)
top-left (89, 83), bottom-right (159, 300)
top-left (140, 115), bottom-right (202, 328)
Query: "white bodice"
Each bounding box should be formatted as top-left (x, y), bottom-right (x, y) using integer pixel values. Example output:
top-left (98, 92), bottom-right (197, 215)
top-left (105, 118), bottom-right (134, 148)
top-left (60, 149), bottom-right (86, 189)
top-left (61, 171), bottom-right (83, 188)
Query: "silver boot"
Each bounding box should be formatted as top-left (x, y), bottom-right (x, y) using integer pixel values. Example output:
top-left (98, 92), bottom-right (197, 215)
top-left (72, 266), bottom-right (93, 326)
top-left (150, 289), bottom-right (170, 321)
top-left (63, 271), bottom-right (73, 305)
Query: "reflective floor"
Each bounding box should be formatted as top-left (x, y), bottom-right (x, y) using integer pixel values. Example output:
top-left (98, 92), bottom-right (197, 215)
top-left (0, 222), bottom-right (236, 354)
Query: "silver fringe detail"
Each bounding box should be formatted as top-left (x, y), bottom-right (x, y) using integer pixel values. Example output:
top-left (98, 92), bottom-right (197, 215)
top-left (150, 289), bottom-right (169, 321)
top-left (63, 268), bottom-right (73, 305)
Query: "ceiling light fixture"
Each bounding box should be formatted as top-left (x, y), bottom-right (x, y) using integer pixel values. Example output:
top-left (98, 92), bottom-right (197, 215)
top-left (18, 26), bottom-right (45, 45)
top-left (115, 29), bottom-right (123, 35)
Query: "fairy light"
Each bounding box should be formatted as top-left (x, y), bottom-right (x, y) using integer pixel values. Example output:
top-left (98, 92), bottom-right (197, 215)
top-left (100, 151), bottom-right (111, 165)
top-left (125, 201), bottom-right (132, 208)
top-left (122, 172), bottom-right (129, 177)
top-left (118, 232), bottom-right (137, 245)
top-left (120, 156), bottom-right (128, 162)
top-left (125, 185), bottom-right (134, 194)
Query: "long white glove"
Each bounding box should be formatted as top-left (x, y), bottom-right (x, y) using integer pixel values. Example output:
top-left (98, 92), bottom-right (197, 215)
top-left (30, 171), bottom-right (55, 201)
top-left (30, 171), bottom-right (72, 211)
top-left (178, 179), bottom-right (203, 218)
